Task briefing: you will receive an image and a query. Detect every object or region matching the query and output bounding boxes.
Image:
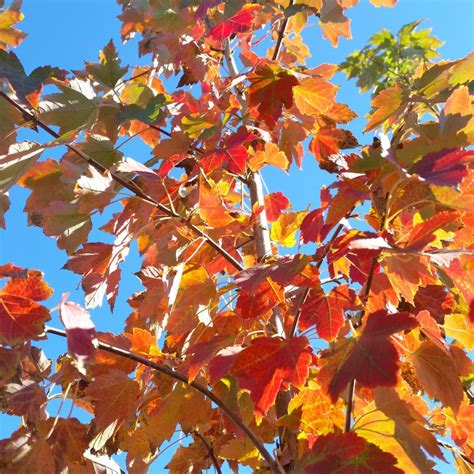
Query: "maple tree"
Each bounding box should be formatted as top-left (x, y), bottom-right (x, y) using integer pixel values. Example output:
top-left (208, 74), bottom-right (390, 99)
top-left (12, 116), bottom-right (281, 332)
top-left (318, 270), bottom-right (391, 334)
top-left (0, 0), bottom-right (473, 472)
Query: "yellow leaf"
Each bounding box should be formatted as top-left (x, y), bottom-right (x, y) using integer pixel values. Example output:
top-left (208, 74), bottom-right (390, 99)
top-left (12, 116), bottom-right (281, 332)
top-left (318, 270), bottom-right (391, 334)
top-left (365, 84), bottom-right (407, 132)
top-left (198, 175), bottom-right (235, 228)
top-left (270, 211), bottom-right (307, 247)
top-left (369, 0), bottom-right (398, 7)
top-left (443, 313), bottom-right (474, 351)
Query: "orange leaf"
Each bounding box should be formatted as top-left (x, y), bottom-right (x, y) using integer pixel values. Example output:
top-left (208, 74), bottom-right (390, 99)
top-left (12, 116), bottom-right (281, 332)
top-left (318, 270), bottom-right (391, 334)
top-left (0, 268), bottom-right (51, 345)
top-left (293, 78), bottom-right (337, 116)
top-left (198, 175), bottom-right (235, 227)
top-left (319, 0), bottom-right (352, 47)
top-left (374, 387), bottom-right (444, 470)
top-left (408, 340), bottom-right (463, 413)
top-left (87, 369), bottom-right (140, 431)
top-left (364, 84), bottom-right (407, 132)
top-left (370, 0), bottom-right (398, 6)
top-left (283, 381), bottom-right (345, 435)
top-left (0, 2), bottom-right (26, 50)
top-left (309, 127), bottom-right (358, 164)
top-left (248, 142), bottom-right (289, 171)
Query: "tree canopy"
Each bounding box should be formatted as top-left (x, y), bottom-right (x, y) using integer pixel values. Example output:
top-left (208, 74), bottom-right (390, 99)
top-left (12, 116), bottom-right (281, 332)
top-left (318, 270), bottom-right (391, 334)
top-left (0, 0), bottom-right (473, 472)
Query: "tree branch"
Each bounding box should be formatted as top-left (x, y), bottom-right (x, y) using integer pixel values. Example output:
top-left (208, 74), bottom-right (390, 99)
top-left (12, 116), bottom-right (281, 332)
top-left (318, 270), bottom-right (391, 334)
top-left (344, 256), bottom-right (378, 432)
top-left (193, 431), bottom-right (222, 474)
top-left (0, 91), bottom-right (243, 272)
top-left (44, 326), bottom-right (279, 473)
top-left (223, 40), bottom-right (273, 264)
top-left (271, 0), bottom-right (295, 62)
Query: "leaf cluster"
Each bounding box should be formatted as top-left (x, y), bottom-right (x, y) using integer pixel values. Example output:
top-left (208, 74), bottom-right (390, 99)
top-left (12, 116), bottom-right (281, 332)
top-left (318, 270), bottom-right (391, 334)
top-left (0, 0), bottom-right (473, 473)
top-left (340, 20), bottom-right (443, 95)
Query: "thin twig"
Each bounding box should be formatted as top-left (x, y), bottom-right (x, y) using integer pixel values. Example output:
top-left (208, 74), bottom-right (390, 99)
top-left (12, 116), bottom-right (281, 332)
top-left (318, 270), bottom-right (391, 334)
top-left (289, 221), bottom-right (346, 337)
top-left (44, 326), bottom-right (279, 473)
top-left (193, 431), bottom-right (222, 474)
top-left (0, 91), bottom-right (243, 272)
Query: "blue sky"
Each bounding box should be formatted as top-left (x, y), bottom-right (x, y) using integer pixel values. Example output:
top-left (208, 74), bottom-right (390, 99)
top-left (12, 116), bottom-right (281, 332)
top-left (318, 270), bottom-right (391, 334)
top-left (1, 0), bottom-right (473, 472)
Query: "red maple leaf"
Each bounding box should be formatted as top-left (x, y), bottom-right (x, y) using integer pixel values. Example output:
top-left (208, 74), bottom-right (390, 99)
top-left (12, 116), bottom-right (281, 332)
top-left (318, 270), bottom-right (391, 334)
top-left (411, 148), bottom-right (474, 187)
top-left (209, 4), bottom-right (261, 41)
top-left (248, 64), bottom-right (299, 127)
top-left (264, 192), bottom-right (290, 222)
top-left (299, 432), bottom-right (403, 473)
top-left (231, 336), bottom-right (312, 417)
top-left (327, 310), bottom-right (418, 401)
top-left (299, 285), bottom-right (359, 340)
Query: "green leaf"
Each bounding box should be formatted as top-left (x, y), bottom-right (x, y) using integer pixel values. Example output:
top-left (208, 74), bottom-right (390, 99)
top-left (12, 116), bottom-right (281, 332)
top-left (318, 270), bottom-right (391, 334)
top-left (85, 39), bottom-right (128, 89)
top-left (38, 78), bottom-right (98, 133)
top-left (118, 94), bottom-right (166, 124)
top-left (340, 21), bottom-right (442, 96)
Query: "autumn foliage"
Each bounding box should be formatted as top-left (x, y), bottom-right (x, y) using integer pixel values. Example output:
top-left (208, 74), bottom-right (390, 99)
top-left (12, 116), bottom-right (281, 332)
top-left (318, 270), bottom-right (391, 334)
top-left (0, 0), bottom-right (473, 472)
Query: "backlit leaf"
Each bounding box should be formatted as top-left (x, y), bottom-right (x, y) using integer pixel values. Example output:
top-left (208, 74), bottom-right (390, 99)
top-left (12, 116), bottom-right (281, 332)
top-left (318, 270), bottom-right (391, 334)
top-left (0, 1), bottom-right (26, 50)
top-left (407, 340), bottom-right (463, 413)
top-left (264, 192), bottom-right (290, 222)
top-left (231, 336), bottom-right (312, 417)
top-left (209, 4), bottom-right (261, 41)
top-left (293, 77), bottom-right (337, 116)
top-left (0, 267), bottom-right (51, 345)
top-left (39, 78), bottom-right (98, 133)
top-left (271, 210), bottom-right (307, 247)
top-left (295, 432), bottom-right (403, 474)
top-left (0, 141), bottom-right (44, 193)
top-left (299, 284), bottom-right (359, 340)
top-left (327, 310), bottom-right (418, 401)
top-left (59, 293), bottom-right (98, 374)
top-left (318, 0), bottom-right (352, 47)
top-left (365, 84), bottom-right (407, 132)
top-left (248, 64), bottom-right (299, 126)
top-left (411, 148), bottom-right (474, 187)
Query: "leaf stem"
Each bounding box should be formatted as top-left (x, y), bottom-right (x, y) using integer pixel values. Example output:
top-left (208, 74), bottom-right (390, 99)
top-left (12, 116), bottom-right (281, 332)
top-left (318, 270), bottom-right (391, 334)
top-left (44, 325), bottom-right (279, 473)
